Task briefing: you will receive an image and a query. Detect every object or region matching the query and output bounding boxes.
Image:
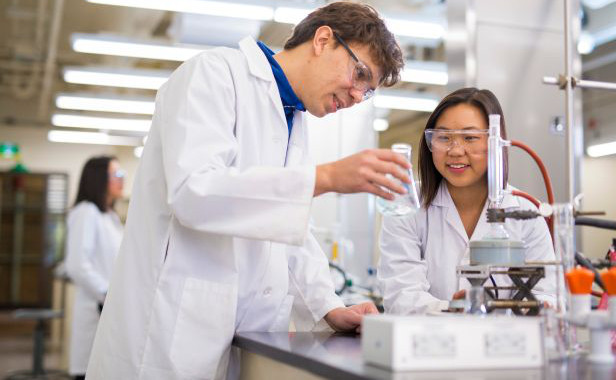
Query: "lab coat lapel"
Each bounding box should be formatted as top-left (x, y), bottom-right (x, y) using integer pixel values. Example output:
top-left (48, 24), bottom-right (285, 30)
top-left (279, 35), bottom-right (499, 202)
top-left (238, 37), bottom-right (288, 139)
top-left (435, 183), bottom-right (468, 243)
top-left (470, 199), bottom-right (490, 241)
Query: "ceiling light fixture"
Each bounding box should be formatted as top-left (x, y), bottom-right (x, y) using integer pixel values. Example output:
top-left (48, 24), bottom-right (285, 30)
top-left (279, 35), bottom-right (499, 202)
top-left (373, 92), bottom-right (439, 112)
top-left (85, 1), bottom-right (444, 42)
top-left (48, 130), bottom-right (142, 146)
top-left (71, 33), bottom-right (205, 61)
top-left (55, 93), bottom-right (156, 115)
top-left (373, 118), bottom-right (390, 132)
top-left (274, 7), bottom-right (311, 24)
top-left (401, 61), bottom-right (448, 85)
top-left (63, 66), bottom-right (171, 90)
top-left (51, 113), bottom-right (151, 133)
top-left (587, 141), bottom-right (616, 157)
top-left (385, 18), bottom-right (445, 40)
top-left (86, 0), bottom-right (273, 21)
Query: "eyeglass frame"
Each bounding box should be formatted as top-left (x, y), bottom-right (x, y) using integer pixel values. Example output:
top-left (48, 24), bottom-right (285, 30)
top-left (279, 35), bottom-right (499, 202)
top-left (332, 31), bottom-right (376, 101)
top-left (424, 128), bottom-right (490, 153)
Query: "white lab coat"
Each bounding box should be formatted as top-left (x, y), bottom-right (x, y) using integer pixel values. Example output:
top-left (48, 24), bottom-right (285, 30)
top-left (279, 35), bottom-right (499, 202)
top-left (378, 183), bottom-right (556, 315)
top-left (64, 201), bottom-right (123, 375)
top-left (86, 36), bottom-right (343, 380)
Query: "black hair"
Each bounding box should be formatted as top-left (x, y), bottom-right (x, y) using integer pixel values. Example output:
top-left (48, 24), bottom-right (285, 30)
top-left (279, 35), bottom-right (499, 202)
top-left (74, 156), bottom-right (117, 212)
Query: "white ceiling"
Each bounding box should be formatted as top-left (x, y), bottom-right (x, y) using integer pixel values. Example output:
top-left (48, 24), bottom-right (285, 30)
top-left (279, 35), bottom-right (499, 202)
top-left (1, 0), bottom-right (615, 144)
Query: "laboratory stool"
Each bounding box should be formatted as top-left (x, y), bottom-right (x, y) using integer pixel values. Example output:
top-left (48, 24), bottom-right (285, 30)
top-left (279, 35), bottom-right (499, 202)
top-left (4, 309), bottom-right (71, 380)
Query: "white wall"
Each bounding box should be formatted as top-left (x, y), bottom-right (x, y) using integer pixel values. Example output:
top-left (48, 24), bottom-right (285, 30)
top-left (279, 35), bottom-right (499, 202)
top-left (307, 100), bottom-right (377, 284)
top-left (0, 124), bottom-right (141, 205)
top-left (447, 0), bottom-right (582, 204)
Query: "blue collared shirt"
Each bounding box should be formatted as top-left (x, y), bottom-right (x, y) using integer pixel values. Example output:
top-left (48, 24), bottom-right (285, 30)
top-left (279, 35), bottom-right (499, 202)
top-left (257, 41), bottom-right (305, 136)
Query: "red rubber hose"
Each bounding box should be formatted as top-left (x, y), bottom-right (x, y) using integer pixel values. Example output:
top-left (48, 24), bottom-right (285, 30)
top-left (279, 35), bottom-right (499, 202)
top-left (511, 140), bottom-right (555, 205)
top-left (511, 189), bottom-right (540, 208)
top-left (509, 141), bottom-right (555, 238)
top-left (511, 189), bottom-right (553, 237)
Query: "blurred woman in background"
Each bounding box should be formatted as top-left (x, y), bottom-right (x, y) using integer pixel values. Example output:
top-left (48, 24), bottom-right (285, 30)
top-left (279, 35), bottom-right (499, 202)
top-left (65, 156), bottom-right (124, 380)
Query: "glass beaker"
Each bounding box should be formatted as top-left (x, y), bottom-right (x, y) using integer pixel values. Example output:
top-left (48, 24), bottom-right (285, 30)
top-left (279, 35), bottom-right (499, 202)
top-left (376, 143), bottom-right (420, 217)
top-left (465, 286), bottom-right (488, 315)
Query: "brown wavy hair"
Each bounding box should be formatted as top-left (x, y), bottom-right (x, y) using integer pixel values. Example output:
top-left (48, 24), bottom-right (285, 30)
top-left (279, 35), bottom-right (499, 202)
top-left (283, 1), bottom-right (404, 87)
top-left (418, 88), bottom-right (509, 208)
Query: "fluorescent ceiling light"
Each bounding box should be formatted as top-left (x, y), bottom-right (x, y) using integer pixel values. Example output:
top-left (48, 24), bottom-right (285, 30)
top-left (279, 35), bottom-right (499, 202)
top-left (56, 93), bottom-right (155, 115)
top-left (582, 0), bottom-right (616, 9)
top-left (401, 61), bottom-right (448, 85)
top-left (48, 130), bottom-right (142, 146)
top-left (86, 0), bottom-right (273, 21)
top-left (274, 9), bottom-right (444, 41)
top-left (578, 31), bottom-right (596, 55)
top-left (385, 18), bottom-right (445, 40)
top-left (72, 33), bottom-right (205, 61)
top-left (52, 113), bottom-right (151, 133)
top-left (587, 141), bottom-right (616, 157)
top-left (86, 1), bottom-right (444, 42)
top-left (63, 66), bottom-right (171, 90)
top-left (274, 7), bottom-right (311, 24)
top-left (374, 92), bottom-right (439, 112)
top-left (373, 118), bottom-right (389, 132)
top-left (134, 146), bottom-right (144, 158)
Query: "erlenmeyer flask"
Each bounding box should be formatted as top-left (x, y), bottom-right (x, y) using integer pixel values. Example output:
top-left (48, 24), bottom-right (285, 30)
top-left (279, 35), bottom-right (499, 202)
top-left (376, 143), bottom-right (421, 217)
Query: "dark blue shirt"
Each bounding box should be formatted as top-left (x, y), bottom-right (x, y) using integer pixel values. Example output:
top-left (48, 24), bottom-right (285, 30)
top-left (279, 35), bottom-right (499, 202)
top-left (257, 41), bottom-right (305, 137)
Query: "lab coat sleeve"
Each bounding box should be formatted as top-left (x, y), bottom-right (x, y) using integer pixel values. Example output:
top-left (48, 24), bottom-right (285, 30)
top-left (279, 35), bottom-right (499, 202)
top-left (519, 202), bottom-right (557, 306)
top-left (287, 232), bottom-right (345, 331)
top-left (158, 52), bottom-right (315, 246)
top-left (378, 213), bottom-right (449, 315)
top-left (65, 204), bottom-right (108, 303)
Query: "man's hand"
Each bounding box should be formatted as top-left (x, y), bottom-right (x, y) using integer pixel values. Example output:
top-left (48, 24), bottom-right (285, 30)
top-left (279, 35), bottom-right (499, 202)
top-left (323, 302), bottom-right (379, 333)
top-left (314, 149), bottom-right (411, 198)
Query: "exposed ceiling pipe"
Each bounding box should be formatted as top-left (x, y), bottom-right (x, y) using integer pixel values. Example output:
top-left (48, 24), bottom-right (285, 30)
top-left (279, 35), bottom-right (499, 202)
top-left (37, 0), bottom-right (65, 121)
top-left (10, 0), bottom-right (47, 100)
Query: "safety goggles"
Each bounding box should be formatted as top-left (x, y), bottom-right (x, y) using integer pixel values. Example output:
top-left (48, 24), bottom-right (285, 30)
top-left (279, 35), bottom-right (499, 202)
top-left (110, 169), bottom-right (126, 180)
top-left (424, 129), bottom-right (489, 154)
top-left (333, 32), bottom-right (375, 101)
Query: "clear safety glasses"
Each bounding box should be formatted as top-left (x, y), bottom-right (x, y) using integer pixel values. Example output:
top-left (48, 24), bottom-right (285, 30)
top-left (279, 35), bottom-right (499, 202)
top-left (110, 169), bottom-right (126, 180)
top-left (424, 129), bottom-right (489, 154)
top-left (333, 32), bottom-right (375, 101)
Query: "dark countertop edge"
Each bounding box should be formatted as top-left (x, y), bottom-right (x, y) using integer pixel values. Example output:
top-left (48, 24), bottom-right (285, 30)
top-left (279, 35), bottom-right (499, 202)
top-left (232, 334), bottom-right (369, 380)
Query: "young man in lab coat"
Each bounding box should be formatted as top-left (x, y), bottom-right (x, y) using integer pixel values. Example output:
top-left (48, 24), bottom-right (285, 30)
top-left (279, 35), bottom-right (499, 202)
top-left (87, 2), bottom-right (406, 379)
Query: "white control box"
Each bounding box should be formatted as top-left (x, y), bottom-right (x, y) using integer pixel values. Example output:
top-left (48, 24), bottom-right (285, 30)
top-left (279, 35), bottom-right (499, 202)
top-left (362, 314), bottom-right (544, 371)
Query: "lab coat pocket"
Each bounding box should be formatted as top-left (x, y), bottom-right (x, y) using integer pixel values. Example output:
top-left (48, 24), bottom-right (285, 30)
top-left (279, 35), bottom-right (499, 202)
top-left (170, 277), bottom-right (238, 379)
top-left (269, 295), bottom-right (294, 332)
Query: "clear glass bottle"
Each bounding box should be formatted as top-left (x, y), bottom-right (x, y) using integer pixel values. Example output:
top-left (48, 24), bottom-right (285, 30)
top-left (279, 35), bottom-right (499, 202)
top-left (485, 114), bottom-right (511, 240)
top-left (376, 143), bottom-right (420, 217)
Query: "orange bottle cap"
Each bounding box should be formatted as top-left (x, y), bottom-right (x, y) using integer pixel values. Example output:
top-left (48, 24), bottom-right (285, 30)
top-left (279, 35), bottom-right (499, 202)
top-left (600, 268), bottom-right (616, 296)
top-left (565, 266), bottom-right (594, 295)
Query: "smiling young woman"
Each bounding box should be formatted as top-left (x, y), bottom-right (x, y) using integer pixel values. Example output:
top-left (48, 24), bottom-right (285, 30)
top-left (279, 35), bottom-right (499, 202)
top-left (377, 87), bottom-right (556, 315)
